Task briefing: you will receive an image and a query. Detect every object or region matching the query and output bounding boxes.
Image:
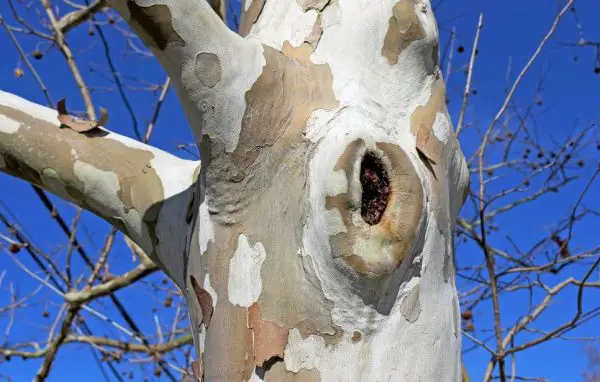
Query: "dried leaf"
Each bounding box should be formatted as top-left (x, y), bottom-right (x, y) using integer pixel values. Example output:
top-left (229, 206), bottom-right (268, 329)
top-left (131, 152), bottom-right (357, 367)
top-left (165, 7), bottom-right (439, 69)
top-left (56, 98), bottom-right (108, 133)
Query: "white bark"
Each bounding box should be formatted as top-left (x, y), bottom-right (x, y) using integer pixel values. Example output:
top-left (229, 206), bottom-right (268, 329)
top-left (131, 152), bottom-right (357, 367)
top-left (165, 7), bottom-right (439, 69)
top-left (0, 0), bottom-right (470, 380)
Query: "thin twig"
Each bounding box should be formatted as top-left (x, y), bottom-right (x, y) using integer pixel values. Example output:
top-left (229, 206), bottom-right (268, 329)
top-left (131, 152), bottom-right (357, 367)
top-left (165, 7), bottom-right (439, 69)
top-left (456, 13), bottom-right (483, 136)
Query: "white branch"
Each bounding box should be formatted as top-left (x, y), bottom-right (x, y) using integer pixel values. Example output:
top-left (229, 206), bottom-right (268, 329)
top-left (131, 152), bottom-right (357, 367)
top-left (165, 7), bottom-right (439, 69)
top-left (0, 91), bottom-right (200, 287)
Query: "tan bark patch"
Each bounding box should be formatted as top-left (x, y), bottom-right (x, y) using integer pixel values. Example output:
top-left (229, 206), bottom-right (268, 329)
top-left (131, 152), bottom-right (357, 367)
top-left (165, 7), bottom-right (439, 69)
top-left (381, 0), bottom-right (426, 65)
top-left (264, 361), bottom-right (321, 381)
top-left (296, 320), bottom-right (342, 346)
top-left (207, 41), bottom-right (337, 210)
top-left (198, 41), bottom-right (338, 378)
top-left (195, 53), bottom-right (222, 88)
top-left (188, 243), bottom-right (255, 381)
top-left (223, 42), bottom-right (337, 331)
top-left (127, 2), bottom-right (184, 51)
top-left (231, 41), bottom-right (337, 170)
top-left (248, 304), bottom-right (289, 367)
top-left (238, 41), bottom-right (338, 162)
top-left (305, 14), bottom-right (323, 48)
top-left (191, 275), bottom-right (214, 328)
top-left (191, 358), bottom-right (203, 381)
top-left (410, 77), bottom-right (446, 167)
top-left (239, 0), bottom-right (266, 37)
top-left (297, 0), bottom-right (330, 12)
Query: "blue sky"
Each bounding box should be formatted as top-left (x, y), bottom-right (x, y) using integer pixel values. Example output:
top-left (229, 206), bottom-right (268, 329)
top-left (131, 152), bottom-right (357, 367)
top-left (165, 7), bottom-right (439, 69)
top-left (0, 0), bottom-right (598, 381)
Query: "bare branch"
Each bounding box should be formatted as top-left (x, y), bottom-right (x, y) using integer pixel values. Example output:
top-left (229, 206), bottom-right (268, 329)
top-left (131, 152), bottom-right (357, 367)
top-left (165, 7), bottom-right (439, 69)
top-left (57, 0), bottom-right (108, 35)
top-left (456, 13), bottom-right (483, 136)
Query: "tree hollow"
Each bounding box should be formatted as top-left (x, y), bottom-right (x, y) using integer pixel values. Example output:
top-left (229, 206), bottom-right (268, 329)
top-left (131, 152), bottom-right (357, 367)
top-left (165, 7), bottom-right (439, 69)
top-left (360, 152), bottom-right (390, 225)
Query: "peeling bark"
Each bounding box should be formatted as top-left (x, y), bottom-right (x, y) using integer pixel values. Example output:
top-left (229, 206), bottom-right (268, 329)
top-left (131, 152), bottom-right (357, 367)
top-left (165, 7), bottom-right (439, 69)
top-left (1, 0), bottom-right (469, 380)
top-left (382, 0), bottom-right (426, 65)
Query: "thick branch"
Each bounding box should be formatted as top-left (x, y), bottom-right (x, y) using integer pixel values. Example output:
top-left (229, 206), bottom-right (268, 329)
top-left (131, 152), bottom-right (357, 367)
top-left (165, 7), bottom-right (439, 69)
top-left (108, 0), bottom-right (265, 150)
top-left (0, 91), bottom-right (200, 286)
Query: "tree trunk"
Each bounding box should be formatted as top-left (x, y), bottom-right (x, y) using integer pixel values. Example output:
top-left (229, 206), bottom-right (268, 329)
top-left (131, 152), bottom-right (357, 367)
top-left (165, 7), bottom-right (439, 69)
top-left (0, 0), bottom-right (470, 380)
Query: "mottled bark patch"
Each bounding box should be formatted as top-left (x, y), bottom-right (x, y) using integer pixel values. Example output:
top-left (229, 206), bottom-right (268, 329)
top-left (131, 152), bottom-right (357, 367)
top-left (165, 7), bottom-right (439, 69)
top-left (233, 42), bottom-right (337, 171)
top-left (0, 106), bottom-right (164, 250)
top-left (400, 282), bottom-right (421, 322)
top-left (195, 53), bottom-right (222, 88)
top-left (305, 14), bottom-right (323, 48)
top-left (198, 42), bottom-right (338, 378)
top-left (1, 153), bottom-right (43, 187)
top-left (410, 78), bottom-right (446, 172)
top-left (191, 275), bottom-right (214, 328)
top-left (127, 2), bottom-right (184, 51)
top-left (248, 304), bottom-right (289, 368)
top-left (296, 0), bottom-right (330, 12)
top-left (325, 140), bottom-right (423, 279)
top-left (264, 361), bottom-right (321, 381)
top-left (381, 0), bottom-right (426, 65)
top-left (295, 319), bottom-right (342, 346)
top-left (208, 41), bottom-right (337, 200)
top-left (255, 356), bottom-right (283, 379)
top-left (239, 0), bottom-right (266, 36)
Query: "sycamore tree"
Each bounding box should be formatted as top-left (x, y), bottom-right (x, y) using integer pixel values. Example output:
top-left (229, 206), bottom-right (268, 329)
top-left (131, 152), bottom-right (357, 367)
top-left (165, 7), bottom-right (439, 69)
top-left (0, 0), bottom-right (598, 381)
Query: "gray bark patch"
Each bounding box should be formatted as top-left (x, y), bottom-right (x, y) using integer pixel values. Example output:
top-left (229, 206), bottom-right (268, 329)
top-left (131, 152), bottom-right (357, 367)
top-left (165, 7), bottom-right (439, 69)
top-left (443, 232), bottom-right (452, 283)
top-left (452, 295), bottom-right (459, 338)
top-left (195, 53), bottom-right (222, 88)
top-left (400, 283), bottom-right (421, 323)
top-left (443, 251), bottom-right (451, 283)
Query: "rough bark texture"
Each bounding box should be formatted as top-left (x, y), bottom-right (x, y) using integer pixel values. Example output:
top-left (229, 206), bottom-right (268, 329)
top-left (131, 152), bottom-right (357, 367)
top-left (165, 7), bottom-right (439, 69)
top-left (0, 0), bottom-right (470, 380)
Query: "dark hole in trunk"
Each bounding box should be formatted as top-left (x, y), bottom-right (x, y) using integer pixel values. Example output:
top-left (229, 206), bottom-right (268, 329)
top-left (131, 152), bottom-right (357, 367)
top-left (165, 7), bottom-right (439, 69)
top-left (360, 152), bottom-right (390, 225)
